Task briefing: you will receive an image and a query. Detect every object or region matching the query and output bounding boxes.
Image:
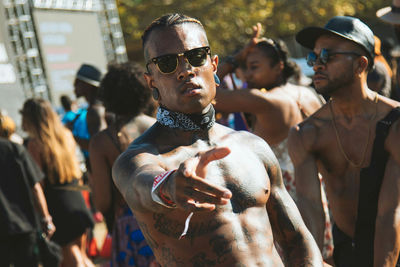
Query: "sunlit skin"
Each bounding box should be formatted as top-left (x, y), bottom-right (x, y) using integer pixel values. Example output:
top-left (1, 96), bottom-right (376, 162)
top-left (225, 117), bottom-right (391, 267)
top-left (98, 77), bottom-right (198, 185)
top-left (311, 36), bottom-right (362, 96)
top-left (215, 25), bottom-right (322, 146)
top-left (245, 47), bottom-right (283, 89)
top-left (144, 24), bottom-right (216, 115)
top-left (113, 21), bottom-right (323, 267)
top-left (289, 34), bottom-right (400, 267)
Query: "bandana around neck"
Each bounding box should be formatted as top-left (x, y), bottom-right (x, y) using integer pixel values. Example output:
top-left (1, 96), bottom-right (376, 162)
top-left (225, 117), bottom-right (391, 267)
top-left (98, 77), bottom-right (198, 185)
top-left (156, 105), bottom-right (215, 131)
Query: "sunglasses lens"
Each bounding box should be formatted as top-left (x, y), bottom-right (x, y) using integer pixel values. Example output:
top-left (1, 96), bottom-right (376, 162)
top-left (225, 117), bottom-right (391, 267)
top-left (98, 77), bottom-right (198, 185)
top-left (157, 55), bottom-right (178, 74)
top-left (186, 48), bottom-right (208, 67)
top-left (320, 49), bottom-right (329, 65)
top-left (307, 52), bottom-right (317, 67)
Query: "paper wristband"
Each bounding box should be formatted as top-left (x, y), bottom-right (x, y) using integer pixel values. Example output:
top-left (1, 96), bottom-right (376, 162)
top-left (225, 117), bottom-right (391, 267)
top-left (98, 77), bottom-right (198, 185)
top-left (151, 170), bottom-right (176, 208)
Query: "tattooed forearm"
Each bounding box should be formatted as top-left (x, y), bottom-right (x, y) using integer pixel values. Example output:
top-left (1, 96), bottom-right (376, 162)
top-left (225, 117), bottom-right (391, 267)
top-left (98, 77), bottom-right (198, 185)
top-left (268, 191), bottom-right (321, 266)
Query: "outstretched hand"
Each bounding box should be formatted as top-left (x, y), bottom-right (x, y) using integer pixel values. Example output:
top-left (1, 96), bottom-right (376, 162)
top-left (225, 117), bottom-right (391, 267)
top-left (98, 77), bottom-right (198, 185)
top-left (166, 147), bottom-right (232, 212)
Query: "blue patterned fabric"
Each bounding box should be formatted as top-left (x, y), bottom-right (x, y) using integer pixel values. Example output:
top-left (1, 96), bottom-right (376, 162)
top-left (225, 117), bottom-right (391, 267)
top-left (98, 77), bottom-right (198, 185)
top-left (111, 206), bottom-right (158, 267)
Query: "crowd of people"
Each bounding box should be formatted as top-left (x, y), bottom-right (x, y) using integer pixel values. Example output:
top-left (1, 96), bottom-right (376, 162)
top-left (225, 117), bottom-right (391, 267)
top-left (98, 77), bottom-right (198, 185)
top-left (2, 1), bottom-right (400, 267)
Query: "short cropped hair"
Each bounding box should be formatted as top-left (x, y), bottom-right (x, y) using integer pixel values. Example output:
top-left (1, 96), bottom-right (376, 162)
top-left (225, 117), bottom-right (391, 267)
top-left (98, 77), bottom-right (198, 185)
top-left (99, 62), bottom-right (150, 117)
top-left (142, 13), bottom-right (204, 49)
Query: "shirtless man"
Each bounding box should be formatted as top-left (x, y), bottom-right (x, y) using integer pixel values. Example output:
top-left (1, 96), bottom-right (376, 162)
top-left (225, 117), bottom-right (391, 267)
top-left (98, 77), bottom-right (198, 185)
top-left (112, 13), bottom-right (322, 266)
top-left (290, 16), bottom-right (400, 266)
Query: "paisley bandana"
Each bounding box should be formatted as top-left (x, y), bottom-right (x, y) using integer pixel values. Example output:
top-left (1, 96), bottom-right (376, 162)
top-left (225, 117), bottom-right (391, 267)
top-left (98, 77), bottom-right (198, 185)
top-left (156, 105), bottom-right (215, 131)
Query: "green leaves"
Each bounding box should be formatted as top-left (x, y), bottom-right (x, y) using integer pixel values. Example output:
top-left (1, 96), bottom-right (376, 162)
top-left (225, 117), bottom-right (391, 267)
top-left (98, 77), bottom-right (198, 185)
top-left (117, 0), bottom-right (386, 62)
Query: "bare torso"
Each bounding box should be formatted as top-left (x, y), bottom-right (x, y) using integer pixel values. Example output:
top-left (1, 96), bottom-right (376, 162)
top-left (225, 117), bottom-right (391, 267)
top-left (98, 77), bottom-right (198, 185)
top-left (120, 123), bottom-right (284, 266)
top-left (296, 97), bottom-right (400, 237)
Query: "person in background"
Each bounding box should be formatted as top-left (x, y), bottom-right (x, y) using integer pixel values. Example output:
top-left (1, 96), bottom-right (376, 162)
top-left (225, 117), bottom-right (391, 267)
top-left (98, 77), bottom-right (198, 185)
top-left (21, 98), bottom-right (95, 267)
top-left (367, 36), bottom-right (393, 98)
top-left (72, 63), bottom-right (107, 171)
top-left (89, 62), bottom-right (157, 267)
top-left (0, 136), bottom-right (55, 267)
top-left (214, 23), bottom-right (333, 260)
top-left (377, 0), bottom-right (400, 101)
top-left (60, 95), bottom-right (78, 125)
top-left (292, 15), bottom-right (400, 266)
top-left (368, 60), bottom-right (393, 97)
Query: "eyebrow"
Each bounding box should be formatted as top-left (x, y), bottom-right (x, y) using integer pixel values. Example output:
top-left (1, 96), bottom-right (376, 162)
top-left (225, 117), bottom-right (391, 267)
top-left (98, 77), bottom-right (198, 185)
top-left (247, 59), bottom-right (261, 64)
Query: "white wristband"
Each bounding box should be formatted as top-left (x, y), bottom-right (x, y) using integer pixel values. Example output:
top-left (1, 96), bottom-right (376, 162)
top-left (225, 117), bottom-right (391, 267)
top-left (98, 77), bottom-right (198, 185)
top-left (151, 170), bottom-right (176, 208)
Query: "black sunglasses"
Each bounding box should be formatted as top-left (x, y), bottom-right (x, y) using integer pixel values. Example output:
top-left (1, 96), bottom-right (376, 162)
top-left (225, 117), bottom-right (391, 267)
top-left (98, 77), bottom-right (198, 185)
top-left (307, 48), bottom-right (362, 67)
top-left (146, 46), bottom-right (211, 74)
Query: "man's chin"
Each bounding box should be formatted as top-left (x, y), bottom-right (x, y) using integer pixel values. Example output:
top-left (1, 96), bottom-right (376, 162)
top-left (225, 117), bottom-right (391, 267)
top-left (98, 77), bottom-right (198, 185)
top-left (315, 86), bottom-right (334, 96)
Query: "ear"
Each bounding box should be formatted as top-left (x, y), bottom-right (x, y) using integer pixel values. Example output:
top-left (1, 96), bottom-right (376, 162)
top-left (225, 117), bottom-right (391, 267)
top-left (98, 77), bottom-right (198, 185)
top-left (212, 55), bottom-right (218, 73)
top-left (278, 61), bottom-right (284, 72)
top-left (357, 56), bottom-right (369, 74)
top-left (273, 61), bottom-right (284, 74)
top-left (144, 72), bottom-right (155, 89)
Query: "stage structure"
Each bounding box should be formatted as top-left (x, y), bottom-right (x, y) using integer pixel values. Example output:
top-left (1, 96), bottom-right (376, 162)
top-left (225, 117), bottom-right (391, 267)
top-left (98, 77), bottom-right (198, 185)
top-left (0, 0), bottom-right (128, 126)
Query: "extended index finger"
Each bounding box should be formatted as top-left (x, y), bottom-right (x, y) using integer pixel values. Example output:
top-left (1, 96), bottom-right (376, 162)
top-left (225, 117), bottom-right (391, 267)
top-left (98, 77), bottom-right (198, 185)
top-left (195, 147), bottom-right (230, 177)
top-left (198, 146), bottom-right (230, 168)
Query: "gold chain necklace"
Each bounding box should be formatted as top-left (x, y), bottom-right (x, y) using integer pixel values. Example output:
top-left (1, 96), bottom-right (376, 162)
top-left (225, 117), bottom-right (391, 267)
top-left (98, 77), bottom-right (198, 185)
top-left (329, 92), bottom-right (378, 168)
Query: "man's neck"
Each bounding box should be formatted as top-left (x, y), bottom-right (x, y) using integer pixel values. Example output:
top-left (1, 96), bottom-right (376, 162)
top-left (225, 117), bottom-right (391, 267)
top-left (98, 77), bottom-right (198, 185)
top-left (156, 104), bottom-right (215, 131)
top-left (330, 81), bottom-right (373, 118)
top-left (155, 104), bottom-right (216, 146)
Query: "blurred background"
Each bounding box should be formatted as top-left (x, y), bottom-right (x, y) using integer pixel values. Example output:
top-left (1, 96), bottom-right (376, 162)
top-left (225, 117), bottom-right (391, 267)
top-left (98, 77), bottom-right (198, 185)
top-left (0, 0), bottom-right (396, 131)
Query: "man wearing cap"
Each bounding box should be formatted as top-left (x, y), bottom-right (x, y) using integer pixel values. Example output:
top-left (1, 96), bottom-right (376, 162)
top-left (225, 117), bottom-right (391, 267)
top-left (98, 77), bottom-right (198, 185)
top-left (72, 63), bottom-right (107, 169)
top-left (112, 13), bottom-right (323, 266)
top-left (289, 16), bottom-right (400, 266)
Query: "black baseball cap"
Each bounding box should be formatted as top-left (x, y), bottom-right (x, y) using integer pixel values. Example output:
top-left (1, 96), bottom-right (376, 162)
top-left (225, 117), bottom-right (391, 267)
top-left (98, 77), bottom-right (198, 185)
top-left (296, 16), bottom-right (375, 64)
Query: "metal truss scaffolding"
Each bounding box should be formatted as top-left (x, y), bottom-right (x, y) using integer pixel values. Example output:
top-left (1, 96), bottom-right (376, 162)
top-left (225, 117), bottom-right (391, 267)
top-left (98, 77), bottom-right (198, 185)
top-left (3, 0), bottom-right (49, 99)
top-left (2, 0), bottom-right (128, 101)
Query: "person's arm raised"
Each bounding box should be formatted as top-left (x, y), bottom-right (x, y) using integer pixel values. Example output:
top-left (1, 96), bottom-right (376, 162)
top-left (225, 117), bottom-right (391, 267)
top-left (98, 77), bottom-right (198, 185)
top-left (264, 140), bottom-right (322, 266)
top-left (216, 23), bottom-right (262, 81)
top-left (374, 121), bottom-right (400, 267)
top-left (288, 123), bottom-right (326, 252)
top-left (112, 145), bottom-right (232, 213)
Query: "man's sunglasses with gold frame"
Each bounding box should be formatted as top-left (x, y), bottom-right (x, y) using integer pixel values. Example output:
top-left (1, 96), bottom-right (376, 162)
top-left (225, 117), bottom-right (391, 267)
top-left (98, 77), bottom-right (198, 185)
top-left (146, 46), bottom-right (211, 74)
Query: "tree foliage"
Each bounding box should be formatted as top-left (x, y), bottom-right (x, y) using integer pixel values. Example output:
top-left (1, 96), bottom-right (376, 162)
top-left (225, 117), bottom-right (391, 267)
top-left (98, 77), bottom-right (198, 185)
top-left (117, 0), bottom-right (391, 62)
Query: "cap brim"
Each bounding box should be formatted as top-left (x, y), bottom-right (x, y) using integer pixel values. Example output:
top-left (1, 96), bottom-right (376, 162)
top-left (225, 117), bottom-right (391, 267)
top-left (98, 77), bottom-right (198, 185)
top-left (76, 75), bottom-right (100, 87)
top-left (377, 6), bottom-right (400, 24)
top-left (296, 27), bottom-right (333, 50)
top-left (296, 26), bottom-right (371, 51)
